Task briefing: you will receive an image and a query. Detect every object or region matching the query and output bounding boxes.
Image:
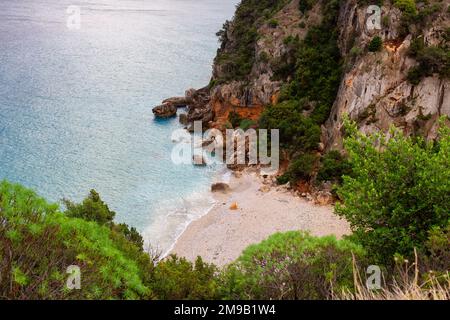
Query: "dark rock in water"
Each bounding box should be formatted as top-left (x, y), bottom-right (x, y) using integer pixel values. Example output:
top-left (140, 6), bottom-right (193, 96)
top-left (211, 182), bottom-right (230, 193)
top-left (163, 96), bottom-right (192, 108)
top-left (179, 113), bottom-right (188, 125)
top-left (152, 103), bottom-right (177, 118)
top-left (193, 154), bottom-right (207, 166)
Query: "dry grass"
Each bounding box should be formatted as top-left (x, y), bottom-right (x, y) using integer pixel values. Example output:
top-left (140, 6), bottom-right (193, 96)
top-left (337, 250), bottom-right (450, 300)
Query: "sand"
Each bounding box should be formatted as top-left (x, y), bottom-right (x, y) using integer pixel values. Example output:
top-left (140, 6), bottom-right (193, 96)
top-left (170, 169), bottom-right (350, 266)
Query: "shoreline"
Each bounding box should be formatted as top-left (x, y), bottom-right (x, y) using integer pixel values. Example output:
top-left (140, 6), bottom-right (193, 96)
top-left (170, 168), bottom-right (350, 266)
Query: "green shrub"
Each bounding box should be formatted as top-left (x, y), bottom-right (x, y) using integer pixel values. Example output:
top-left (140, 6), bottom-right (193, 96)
top-left (335, 117), bottom-right (450, 264)
top-left (317, 150), bottom-right (352, 183)
top-left (64, 190), bottom-right (144, 250)
top-left (299, 0), bottom-right (317, 13)
top-left (280, 0), bottom-right (343, 125)
top-left (276, 173), bottom-right (290, 185)
top-left (220, 231), bottom-right (365, 299)
top-left (421, 224), bottom-right (450, 275)
top-left (258, 51), bottom-right (270, 63)
top-left (350, 46), bottom-right (363, 57)
top-left (394, 0), bottom-right (417, 15)
top-left (368, 36), bottom-right (383, 52)
top-left (63, 189), bottom-right (115, 225)
top-left (0, 181), bottom-right (152, 300)
top-left (150, 255), bottom-right (220, 300)
top-left (214, 0), bottom-right (290, 82)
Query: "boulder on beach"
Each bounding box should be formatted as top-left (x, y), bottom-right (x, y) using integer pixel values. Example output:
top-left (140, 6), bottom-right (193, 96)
top-left (211, 182), bottom-right (230, 193)
top-left (152, 103), bottom-right (177, 118)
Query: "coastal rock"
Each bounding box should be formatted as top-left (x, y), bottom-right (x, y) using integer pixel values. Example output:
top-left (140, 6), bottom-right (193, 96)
top-left (211, 183), bottom-right (231, 193)
top-left (314, 191), bottom-right (334, 206)
top-left (152, 103), bottom-right (177, 118)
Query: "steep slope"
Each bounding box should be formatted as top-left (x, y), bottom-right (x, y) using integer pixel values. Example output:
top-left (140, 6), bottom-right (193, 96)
top-left (155, 0), bottom-right (450, 171)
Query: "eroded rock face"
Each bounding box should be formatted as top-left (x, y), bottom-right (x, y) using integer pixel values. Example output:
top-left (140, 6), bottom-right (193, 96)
top-left (162, 96), bottom-right (192, 108)
top-left (323, 1), bottom-right (450, 150)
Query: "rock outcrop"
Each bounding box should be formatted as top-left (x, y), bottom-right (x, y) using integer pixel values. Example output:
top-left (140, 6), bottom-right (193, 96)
top-left (323, 0), bottom-right (450, 150)
top-left (152, 103), bottom-right (177, 118)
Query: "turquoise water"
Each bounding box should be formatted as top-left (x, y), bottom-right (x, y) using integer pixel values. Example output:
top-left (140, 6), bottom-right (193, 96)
top-left (0, 0), bottom-right (236, 253)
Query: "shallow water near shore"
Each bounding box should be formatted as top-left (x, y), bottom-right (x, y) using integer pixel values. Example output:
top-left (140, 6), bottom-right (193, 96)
top-left (0, 0), bottom-right (237, 253)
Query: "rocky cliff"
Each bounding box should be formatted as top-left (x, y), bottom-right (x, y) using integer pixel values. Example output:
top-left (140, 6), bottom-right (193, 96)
top-left (155, 0), bottom-right (449, 157)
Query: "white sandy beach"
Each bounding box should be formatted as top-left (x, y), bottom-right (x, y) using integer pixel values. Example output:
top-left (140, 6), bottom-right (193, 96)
top-left (171, 169), bottom-right (350, 266)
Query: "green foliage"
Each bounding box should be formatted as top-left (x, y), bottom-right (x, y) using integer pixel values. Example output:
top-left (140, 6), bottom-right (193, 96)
top-left (150, 255), bottom-right (220, 300)
top-left (63, 189), bottom-right (115, 225)
top-left (228, 111), bottom-right (243, 128)
top-left (227, 112), bottom-right (257, 130)
top-left (220, 231), bottom-right (365, 299)
top-left (350, 46), bottom-right (363, 57)
top-left (268, 18), bottom-right (279, 28)
top-left (335, 117), bottom-right (450, 264)
top-left (259, 101), bottom-right (321, 151)
top-left (368, 36), bottom-right (383, 52)
top-left (421, 224), bottom-right (450, 274)
top-left (64, 190), bottom-right (145, 250)
top-left (0, 181), bottom-right (152, 299)
top-left (258, 51), bottom-right (270, 63)
top-left (317, 150), bottom-right (352, 183)
top-left (299, 0), bottom-right (317, 13)
top-left (274, 0), bottom-right (343, 124)
top-left (394, 0), bottom-right (418, 37)
top-left (284, 153), bottom-right (317, 182)
top-left (239, 118), bottom-right (257, 131)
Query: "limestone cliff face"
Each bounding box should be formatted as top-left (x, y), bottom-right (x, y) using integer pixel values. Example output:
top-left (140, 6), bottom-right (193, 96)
top-left (209, 0), bottom-right (324, 126)
top-left (324, 0), bottom-right (450, 150)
